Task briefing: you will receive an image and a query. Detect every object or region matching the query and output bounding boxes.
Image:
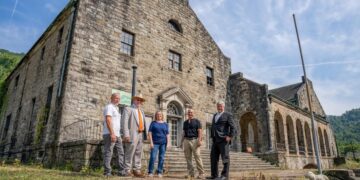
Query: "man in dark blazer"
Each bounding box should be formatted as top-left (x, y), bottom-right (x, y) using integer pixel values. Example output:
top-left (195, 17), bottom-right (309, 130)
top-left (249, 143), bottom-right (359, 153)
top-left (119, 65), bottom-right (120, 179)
top-left (207, 101), bottom-right (237, 180)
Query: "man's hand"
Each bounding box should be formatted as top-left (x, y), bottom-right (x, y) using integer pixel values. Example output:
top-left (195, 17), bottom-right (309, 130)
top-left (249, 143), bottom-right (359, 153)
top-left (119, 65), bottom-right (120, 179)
top-left (123, 136), bottom-right (130, 143)
top-left (166, 143), bottom-right (170, 149)
top-left (110, 133), bottom-right (116, 143)
top-left (225, 136), bottom-right (231, 142)
top-left (197, 140), bottom-right (202, 147)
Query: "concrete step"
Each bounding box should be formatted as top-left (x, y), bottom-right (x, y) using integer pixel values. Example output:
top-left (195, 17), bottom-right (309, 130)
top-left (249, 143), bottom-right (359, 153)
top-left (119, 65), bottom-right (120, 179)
top-left (162, 149), bottom-right (279, 173)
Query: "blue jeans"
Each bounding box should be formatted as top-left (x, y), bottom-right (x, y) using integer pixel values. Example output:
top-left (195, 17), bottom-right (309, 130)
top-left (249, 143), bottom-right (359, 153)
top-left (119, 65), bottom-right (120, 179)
top-left (148, 144), bottom-right (166, 174)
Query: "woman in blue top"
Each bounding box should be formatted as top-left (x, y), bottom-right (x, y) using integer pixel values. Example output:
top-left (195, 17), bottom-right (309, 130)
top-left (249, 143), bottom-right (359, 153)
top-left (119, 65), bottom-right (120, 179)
top-left (148, 111), bottom-right (170, 178)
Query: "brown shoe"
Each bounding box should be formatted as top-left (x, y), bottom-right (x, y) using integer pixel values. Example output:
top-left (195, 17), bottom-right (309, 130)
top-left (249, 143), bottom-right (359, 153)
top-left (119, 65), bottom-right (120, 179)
top-left (133, 170), bottom-right (145, 178)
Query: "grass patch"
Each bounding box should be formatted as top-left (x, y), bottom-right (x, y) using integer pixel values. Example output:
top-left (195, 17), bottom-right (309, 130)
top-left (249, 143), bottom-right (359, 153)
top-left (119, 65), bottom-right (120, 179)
top-left (335, 159), bottom-right (360, 169)
top-left (0, 164), bottom-right (108, 180)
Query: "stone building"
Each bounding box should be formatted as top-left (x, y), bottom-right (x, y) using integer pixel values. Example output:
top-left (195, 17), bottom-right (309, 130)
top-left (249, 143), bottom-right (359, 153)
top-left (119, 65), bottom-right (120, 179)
top-left (0, 0), bottom-right (336, 171)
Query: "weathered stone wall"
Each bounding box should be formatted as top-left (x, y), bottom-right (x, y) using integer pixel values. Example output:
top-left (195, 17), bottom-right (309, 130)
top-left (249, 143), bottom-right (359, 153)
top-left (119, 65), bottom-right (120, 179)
top-left (58, 0), bottom-right (231, 142)
top-left (228, 73), bottom-right (270, 153)
top-left (296, 78), bottom-right (326, 117)
top-left (0, 7), bottom-right (74, 158)
top-left (268, 98), bottom-right (337, 169)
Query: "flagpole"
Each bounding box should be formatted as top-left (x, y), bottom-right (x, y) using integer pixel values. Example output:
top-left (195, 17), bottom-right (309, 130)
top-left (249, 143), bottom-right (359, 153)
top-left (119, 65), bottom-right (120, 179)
top-left (292, 14), bottom-right (322, 174)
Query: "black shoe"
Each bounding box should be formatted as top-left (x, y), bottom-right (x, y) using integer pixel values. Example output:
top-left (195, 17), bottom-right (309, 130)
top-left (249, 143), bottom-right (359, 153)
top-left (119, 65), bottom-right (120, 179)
top-left (216, 176), bottom-right (227, 180)
top-left (206, 176), bottom-right (217, 179)
top-left (104, 173), bottom-right (112, 178)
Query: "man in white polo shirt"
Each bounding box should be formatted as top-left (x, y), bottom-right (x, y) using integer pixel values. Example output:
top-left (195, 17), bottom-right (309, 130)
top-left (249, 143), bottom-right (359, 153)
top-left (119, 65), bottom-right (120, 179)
top-left (103, 93), bottom-right (125, 177)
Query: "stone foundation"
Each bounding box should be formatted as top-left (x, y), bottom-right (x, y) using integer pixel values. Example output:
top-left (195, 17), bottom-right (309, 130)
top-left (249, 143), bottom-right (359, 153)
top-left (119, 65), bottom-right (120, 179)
top-left (257, 151), bottom-right (334, 170)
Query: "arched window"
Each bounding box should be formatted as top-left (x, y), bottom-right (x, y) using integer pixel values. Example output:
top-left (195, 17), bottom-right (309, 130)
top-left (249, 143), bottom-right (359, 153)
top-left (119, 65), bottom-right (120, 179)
top-left (167, 103), bottom-right (181, 116)
top-left (168, 19), bottom-right (182, 33)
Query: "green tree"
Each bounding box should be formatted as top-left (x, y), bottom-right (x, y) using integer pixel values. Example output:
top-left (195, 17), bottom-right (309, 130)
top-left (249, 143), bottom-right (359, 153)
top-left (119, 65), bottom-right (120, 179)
top-left (0, 49), bottom-right (24, 111)
top-left (343, 142), bottom-right (360, 160)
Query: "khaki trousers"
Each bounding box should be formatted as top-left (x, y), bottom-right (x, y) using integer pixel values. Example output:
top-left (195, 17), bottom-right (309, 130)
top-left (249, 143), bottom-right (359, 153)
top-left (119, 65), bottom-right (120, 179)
top-left (123, 132), bottom-right (143, 172)
top-left (183, 138), bottom-right (205, 176)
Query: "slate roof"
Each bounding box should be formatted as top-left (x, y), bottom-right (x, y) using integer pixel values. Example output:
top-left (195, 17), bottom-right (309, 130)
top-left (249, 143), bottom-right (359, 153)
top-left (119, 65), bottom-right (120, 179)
top-left (269, 82), bottom-right (303, 101)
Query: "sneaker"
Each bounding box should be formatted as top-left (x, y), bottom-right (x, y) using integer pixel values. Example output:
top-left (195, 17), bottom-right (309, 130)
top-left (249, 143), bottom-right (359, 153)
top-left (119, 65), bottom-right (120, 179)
top-left (197, 174), bottom-right (205, 179)
top-left (148, 173), bottom-right (154, 177)
top-left (158, 174), bottom-right (163, 178)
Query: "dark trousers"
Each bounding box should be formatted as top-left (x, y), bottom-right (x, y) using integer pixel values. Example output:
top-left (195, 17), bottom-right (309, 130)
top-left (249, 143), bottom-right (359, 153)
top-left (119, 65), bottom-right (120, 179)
top-left (210, 141), bottom-right (230, 178)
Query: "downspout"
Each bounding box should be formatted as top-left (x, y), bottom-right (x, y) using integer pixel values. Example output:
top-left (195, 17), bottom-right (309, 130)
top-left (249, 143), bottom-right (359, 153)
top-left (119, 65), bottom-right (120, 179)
top-left (51, 0), bottom-right (79, 164)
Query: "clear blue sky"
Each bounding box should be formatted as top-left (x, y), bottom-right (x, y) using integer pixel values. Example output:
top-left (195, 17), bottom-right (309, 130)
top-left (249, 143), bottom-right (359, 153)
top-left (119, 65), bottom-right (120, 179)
top-left (1, 0), bottom-right (359, 115)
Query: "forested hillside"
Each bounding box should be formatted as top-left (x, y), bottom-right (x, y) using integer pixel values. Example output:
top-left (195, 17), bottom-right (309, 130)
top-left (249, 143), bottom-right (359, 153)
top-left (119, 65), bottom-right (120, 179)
top-left (328, 108), bottom-right (360, 156)
top-left (0, 49), bottom-right (24, 109)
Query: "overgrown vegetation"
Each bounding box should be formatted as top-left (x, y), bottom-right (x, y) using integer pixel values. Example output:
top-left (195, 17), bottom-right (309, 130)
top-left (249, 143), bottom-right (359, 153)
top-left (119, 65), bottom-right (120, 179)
top-left (34, 107), bottom-right (49, 144)
top-left (328, 108), bottom-right (360, 157)
top-left (0, 49), bottom-right (24, 111)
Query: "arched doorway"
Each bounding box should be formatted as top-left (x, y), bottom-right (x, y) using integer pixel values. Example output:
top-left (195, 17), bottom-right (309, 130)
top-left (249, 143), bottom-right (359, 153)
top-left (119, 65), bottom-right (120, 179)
top-left (286, 116), bottom-right (296, 154)
top-left (274, 111), bottom-right (285, 151)
top-left (296, 119), bottom-right (305, 155)
top-left (167, 102), bottom-right (183, 147)
top-left (318, 127), bottom-right (325, 156)
top-left (239, 112), bottom-right (258, 152)
top-left (304, 122), bottom-right (313, 155)
top-left (324, 130), bottom-right (331, 156)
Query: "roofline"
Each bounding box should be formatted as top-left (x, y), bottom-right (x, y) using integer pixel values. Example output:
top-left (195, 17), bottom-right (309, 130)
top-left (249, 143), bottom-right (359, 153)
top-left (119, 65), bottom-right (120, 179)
top-left (269, 82), bottom-right (303, 92)
top-left (268, 93), bottom-right (328, 124)
top-left (4, 0), bottom-right (78, 84)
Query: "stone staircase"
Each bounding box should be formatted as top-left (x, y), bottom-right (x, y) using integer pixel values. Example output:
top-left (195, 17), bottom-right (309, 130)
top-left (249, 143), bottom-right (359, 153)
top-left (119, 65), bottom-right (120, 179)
top-left (164, 149), bottom-right (278, 174)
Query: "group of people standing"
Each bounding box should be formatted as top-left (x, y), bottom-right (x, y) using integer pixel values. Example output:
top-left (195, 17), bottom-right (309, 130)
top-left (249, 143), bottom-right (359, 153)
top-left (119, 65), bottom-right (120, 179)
top-left (103, 93), bottom-right (237, 179)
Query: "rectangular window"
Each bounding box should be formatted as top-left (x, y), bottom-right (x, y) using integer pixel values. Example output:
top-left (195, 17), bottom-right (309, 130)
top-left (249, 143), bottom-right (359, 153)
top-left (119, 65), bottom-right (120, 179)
top-left (40, 46), bottom-right (46, 61)
top-left (168, 51), bottom-right (181, 71)
top-left (57, 26), bottom-right (64, 44)
top-left (120, 30), bottom-right (134, 56)
top-left (2, 114), bottom-right (11, 141)
top-left (15, 75), bottom-right (20, 88)
top-left (25, 98), bottom-right (36, 145)
top-left (206, 67), bottom-right (214, 86)
top-left (45, 85), bottom-right (53, 125)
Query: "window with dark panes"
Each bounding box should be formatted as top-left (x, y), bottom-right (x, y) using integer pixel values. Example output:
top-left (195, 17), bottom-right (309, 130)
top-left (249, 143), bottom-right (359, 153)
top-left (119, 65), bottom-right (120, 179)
top-left (120, 30), bottom-right (134, 56)
top-left (168, 19), bottom-right (182, 33)
top-left (40, 46), bottom-right (45, 61)
top-left (15, 75), bottom-right (19, 88)
top-left (57, 26), bottom-right (64, 44)
top-left (168, 51), bottom-right (181, 71)
top-left (2, 114), bottom-right (11, 140)
top-left (206, 67), bottom-right (214, 86)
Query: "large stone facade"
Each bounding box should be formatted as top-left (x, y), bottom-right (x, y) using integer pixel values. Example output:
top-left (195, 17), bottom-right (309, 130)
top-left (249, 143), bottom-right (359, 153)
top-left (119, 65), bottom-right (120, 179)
top-left (0, 0), bottom-right (336, 170)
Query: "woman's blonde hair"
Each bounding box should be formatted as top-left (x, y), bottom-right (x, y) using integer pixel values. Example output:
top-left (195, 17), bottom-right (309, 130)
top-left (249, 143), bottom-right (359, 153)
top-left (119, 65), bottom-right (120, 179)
top-left (154, 110), bottom-right (164, 121)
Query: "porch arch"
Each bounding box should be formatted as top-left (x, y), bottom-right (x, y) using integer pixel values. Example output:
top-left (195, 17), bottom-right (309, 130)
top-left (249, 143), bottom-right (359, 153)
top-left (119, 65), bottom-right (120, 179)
top-left (286, 116), bottom-right (296, 154)
top-left (239, 112), bottom-right (258, 152)
top-left (274, 111), bottom-right (285, 151)
top-left (296, 119), bottom-right (305, 155)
